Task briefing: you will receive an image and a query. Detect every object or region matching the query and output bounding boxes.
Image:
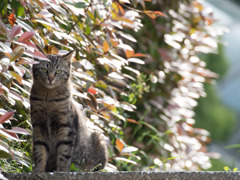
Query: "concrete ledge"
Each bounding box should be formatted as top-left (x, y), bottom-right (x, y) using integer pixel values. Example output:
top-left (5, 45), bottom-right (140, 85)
top-left (3, 171), bottom-right (240, 180)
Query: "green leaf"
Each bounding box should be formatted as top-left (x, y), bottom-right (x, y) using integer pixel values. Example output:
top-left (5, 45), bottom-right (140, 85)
top-left (68, 2), bottom-right (87, 9)
top-left (224, 166), bottom-right (229, 171)
top-left (17, 6), bottom-right (24, 16)
top-left (0, 140), bottom-right (12, 158)
top-left (233, 168), bottom-right (238, 172)
top-left (225, 144), bottom-right (240, 149)
top-left (70, 163), bottom-right (80, 171)
top-left (130, 0), bottom-right (138, 7)
top-left (103, 0), bottom-right (108, 7)
top-left (10, 0), bottom-right (22, 15)
top-left (163, 156), bottom-right (181, 163)
top-left (146, 166), bottom-right (155, 171)
top-left (85, 25), bottom-right (91, 35)
top-left (0, 0), bottom-right (7, 16)
top-left (10, 46), bottom-right (25, 61)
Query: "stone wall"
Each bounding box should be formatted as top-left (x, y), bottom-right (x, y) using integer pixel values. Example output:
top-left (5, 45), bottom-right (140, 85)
top-left (4, 171), bottom-right (240, 180)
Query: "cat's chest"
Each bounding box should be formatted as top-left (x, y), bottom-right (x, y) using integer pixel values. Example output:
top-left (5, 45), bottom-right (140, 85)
top-left (31, 99), bottom-right (70, 118)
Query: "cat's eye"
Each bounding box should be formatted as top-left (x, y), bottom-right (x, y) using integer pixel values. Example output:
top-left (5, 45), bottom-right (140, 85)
top-left (41, 68), bottom-right (48, 73)
top-left (55, 70), bottom-right (62, 74)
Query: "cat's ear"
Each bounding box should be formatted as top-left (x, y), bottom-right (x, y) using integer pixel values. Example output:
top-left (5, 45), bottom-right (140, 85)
top-left (62, 50), bottom-right (75, 62)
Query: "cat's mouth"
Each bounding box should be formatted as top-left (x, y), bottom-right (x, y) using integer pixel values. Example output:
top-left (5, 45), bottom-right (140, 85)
top-left (43, 81), bottom-right (57, 89)
top-left (45, 84), bottom-right (56, 89)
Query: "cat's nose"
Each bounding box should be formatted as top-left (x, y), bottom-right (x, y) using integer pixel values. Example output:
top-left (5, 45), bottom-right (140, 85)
top-left (48, 74), bottom-right (54, 83)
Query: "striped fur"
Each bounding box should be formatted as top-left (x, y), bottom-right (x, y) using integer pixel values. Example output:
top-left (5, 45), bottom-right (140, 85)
top-left (30, 51), bottom-right (108, 172)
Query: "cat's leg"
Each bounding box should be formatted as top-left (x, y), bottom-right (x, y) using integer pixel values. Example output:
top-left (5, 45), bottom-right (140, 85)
top-left (45, 153), bottom-right (57, 172)
top-left (32, 121), bottom-right (49, 172)
top-left (55, 123), bottom-right (76, 172)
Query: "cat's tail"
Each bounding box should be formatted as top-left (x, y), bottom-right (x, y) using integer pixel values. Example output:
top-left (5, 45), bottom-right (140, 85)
top-left (89, 132), bottom-right (108, 171)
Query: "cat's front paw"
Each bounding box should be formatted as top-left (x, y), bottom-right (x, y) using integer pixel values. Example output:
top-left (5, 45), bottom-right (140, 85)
top-left (56, 169), bottom-right (69, 172)
top-left (32, 167), bottom-right (45, 173)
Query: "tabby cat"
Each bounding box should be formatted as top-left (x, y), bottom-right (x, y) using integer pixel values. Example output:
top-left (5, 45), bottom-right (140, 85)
top-left (30, 49), bottom-right (108, 172)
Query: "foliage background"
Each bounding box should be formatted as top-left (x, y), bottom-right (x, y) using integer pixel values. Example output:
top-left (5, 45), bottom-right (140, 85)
top-left (195, 43), bottom-right (236, 142)
top-left (0, 0), bottom-right (225, 173)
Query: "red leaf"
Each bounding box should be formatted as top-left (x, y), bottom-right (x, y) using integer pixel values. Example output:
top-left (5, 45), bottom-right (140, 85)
top-left (9, 71), bottom-right (23, 85)
top-left (6, 127), bottom-right (31, 135)
top-left (132, 53), bottom-right (147, 58)
top-left (16, 58), bottom-right (38, 65)
top-left (25, 41), bottom-right (37, 49)
top-left (0, 89), bottom-right (4, 95)
top-left (18, 31), bottom-right (36, 43)
top-left (2, 129), bottom-right (19, 139)
top-left (125, 49), bottom-right (134, 58)
top-left (116, 2), bottom-right (124, 15)
top-left (10, 25), bottom-right (22, 39)
top-left (9, 11), bottom-right (16, 26)
top-left (116, 139), bottom-right (124, 152)
top-left (110, 39), bottom-right (118, 48)
top-left (88, 87), bottom-right (98, 95)
top-left (126, 118), bottom-right (140, 124)
top-left (103, 40), bottom-right (109, 53)
top-left (24, 49), bottom-right (48, 60)
top-left (144, 11), bottom-right (166, 19)
top-left (0, 111), bottom-right (14, 124)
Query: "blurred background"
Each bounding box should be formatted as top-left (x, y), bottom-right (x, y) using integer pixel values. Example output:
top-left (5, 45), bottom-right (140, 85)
top-left (196, 0), bottom-right (240, 170)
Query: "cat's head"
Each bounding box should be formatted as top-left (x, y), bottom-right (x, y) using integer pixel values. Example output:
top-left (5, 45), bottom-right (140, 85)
top-left (32, 50), bottom-right (75, 89)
